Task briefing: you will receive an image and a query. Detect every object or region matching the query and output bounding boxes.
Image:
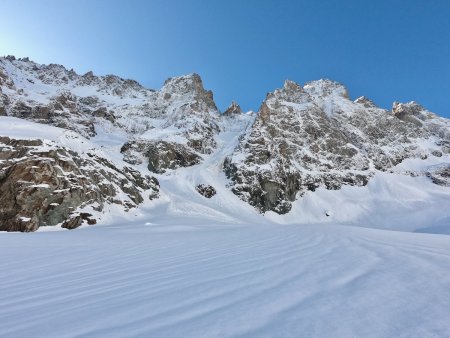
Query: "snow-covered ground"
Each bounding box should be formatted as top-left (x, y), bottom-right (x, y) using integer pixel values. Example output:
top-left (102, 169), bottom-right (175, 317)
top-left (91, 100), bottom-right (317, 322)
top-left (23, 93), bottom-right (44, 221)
top-left (1, 116), bottom-right (450, 336)
top-left (1, 222), bottom-right (450, 337)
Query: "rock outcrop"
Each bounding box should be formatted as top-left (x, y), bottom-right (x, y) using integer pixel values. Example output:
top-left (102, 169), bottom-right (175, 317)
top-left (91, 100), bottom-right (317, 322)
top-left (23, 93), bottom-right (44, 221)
top-left (121, 140), bottom-right (202, 173)
top-left (427, 164), bottom-right (450, 187)
top-left (0, 136), bottom-right (159, 232)
top-left (223, 101), bottom-right (242, 116)
top-left (196, 184), bottom-right (216, 198)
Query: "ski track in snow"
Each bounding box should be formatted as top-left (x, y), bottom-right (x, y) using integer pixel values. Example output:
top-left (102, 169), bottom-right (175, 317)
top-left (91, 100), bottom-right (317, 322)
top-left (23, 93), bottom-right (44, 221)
top-left (1, 223), bottom-right (450, 338)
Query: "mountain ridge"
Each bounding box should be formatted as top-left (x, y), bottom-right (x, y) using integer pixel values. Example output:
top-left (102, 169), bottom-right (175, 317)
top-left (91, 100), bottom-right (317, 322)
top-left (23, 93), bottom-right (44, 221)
top-left (1, 55), bottom-right (449, 231)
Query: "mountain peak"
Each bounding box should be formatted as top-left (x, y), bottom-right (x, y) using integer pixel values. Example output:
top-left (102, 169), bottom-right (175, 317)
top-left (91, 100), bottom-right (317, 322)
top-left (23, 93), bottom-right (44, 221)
top-left (283, 79), bottom-right (303, 92)
top-left (223, 101), bottom-right (242, 116)
top-left (303, 79), bottom-right (349, 99)
top-left (161, 73), bottom-right (218, 113)
top-left (392, 101), bottom-right (431, 124)
top-left (354, 96), bottom-right (377, 108)
top-left (162, 73), bottom-right (206, 95)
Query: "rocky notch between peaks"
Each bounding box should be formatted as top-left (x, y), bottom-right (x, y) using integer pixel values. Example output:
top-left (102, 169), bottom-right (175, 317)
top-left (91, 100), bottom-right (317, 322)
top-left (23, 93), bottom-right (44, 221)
top-left (0, 55), bottom-right (449, 231)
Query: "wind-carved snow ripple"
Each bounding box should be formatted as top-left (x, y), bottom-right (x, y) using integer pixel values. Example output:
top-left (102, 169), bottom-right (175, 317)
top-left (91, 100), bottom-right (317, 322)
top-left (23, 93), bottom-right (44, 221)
top-left (1, 225), bottom-right (450, 337)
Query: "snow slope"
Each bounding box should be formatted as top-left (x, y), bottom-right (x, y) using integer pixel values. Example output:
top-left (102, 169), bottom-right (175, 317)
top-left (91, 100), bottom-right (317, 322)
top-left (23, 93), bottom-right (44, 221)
top-left (3, 117), bottom-right (449, 336)
top-left (1, 58), bottom-right (450, 337)
top-left (2, 56), bottom-right (449, 228)
top-left (1, 115), bottom-right (450, 233)
top-left (1, 222), bottom-right (450, 337)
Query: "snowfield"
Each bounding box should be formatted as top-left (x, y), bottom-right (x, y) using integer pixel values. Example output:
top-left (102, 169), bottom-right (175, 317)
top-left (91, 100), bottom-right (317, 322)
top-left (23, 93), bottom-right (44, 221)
top-left (1, 58), bottom-right (450, 337)
top-left (1, 115), bottom-right (450, 337)
top-left (1, 222), bottom-right (450, 337)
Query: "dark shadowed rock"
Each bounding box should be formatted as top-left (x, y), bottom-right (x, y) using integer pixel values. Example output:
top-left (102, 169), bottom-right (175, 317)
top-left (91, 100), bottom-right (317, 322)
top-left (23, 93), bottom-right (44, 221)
top-left (62, 213), bottom-right (97, 229)
top-left (121, 140), bottom-right (202, 174)
top-left (196, 184), bottom-right (216, 198)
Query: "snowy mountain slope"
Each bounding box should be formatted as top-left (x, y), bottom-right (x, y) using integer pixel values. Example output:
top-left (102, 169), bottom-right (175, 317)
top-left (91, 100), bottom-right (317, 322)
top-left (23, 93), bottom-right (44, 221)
top-left (0, 55), bottom-right (449, 232)
top-left (0, 117), bottom-right (159, 231)
top-left (225, 79), bottom-right (450, 213)
top-left (0, 56), bottom-right (222, 173)
top-left (141, 113), bottom-right (450, 234)
top-left (1, 222), bottom-right (450, 337)
top-left (1, 56), bottom-right (450, 337)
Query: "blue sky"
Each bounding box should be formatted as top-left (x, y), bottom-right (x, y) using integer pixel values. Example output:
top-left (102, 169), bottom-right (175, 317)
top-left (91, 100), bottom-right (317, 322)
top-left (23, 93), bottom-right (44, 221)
top-left (1, 0), bottom-right (449, 117)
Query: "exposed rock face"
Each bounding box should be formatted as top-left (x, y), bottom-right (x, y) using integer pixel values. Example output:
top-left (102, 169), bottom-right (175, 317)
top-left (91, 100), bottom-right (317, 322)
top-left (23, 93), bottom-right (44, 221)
top-left (393, 101), bottom-right (450, 140)
top-left (354, 96), bottom-right (377, 108)
top-left (7, 95), bottom-right (97, 137)
top-left (62, 213), bottom-right (97, 230)
top-left (121, 140), bottom-right (202, 173)
top-left (0, 136), bottom-right (159, 232)
top-left (120, 73), bottom-right (221, 157)
top-left (196, 184), bottom-right (216, 198)
top-left (116, 73), bottom-right (222, 172)
top-left (223, 101), bottom-right (242, 116)
top-left (224, 79), bottom-right (449, 213)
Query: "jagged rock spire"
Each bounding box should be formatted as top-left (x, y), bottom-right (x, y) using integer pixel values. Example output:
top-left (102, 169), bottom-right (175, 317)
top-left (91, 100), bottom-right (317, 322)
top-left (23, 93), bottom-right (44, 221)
top-left (223, 101), bottom-right (242, 116)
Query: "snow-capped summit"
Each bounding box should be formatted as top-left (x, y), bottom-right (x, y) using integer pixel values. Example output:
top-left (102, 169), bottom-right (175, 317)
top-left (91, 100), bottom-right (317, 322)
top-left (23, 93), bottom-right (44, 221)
top-left (303, 78), bottom-right (349, 99)
top-left (162, 73), bottom-right (213, 98)
top-left (0, 56), bottom-right (223, 170)
top-left (354, 96), bottom-right (377, 108)
top-left (224, 78), bottom-right (450, 214)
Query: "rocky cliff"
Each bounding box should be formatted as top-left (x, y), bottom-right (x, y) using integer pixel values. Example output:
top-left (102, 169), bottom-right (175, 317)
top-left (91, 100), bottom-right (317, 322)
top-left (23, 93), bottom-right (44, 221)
top-left (224, 80), bottom-right (450, 213)
top-left (0, 132), bottom-right (159, 232)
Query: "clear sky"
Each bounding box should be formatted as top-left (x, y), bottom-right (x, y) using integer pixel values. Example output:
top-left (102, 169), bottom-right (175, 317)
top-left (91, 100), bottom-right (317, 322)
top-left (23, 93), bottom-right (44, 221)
top-left (1, 0), bottom-right (449, 117)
